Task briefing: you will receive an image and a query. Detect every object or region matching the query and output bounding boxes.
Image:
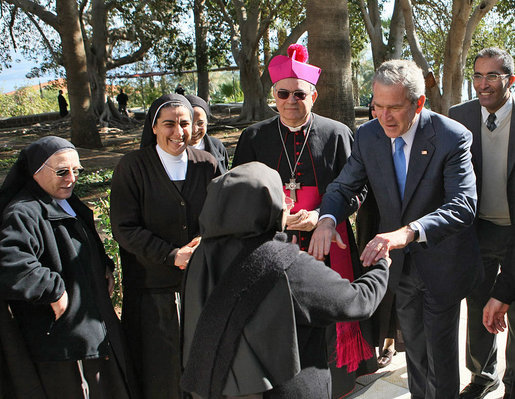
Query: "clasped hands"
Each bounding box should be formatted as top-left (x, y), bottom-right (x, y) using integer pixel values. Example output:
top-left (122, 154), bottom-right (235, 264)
top-left (308, 218), bottom-right (414, 266)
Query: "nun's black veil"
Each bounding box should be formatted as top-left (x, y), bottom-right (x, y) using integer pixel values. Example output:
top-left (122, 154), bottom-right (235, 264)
top-left (0, 136), bottom-right (75, 214)
top-left (140, 94), bottom-right (194, 149)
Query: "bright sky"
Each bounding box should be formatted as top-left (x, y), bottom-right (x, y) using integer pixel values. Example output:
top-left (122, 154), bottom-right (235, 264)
top-left (0, 54), bottom-right (54, 94)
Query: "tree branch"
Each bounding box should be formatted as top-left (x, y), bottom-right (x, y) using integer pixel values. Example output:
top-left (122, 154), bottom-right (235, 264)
top-left (25, 11), bottom-right (61, 63)
top-left (260, 18), bottom-right (307, 87)
top-left (461, 0), bottom-right (498, 65)
top-left (7, 0), bottom-right (58, 29)
top-left (9, 6), bottom-right (18, 49)
top-left (107, 40), bottom-right (152, 69)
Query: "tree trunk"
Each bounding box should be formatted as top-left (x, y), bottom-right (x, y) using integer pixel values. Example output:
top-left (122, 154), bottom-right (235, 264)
top-left (194, 0), bottom-right (210, 101)
top-left (359, 0), bottom-right (405, 69)
top-left (238, 52), bottom-right (273, 122)
top-left (308, 0), bottom-right (355, 131)
top-left (88, 0), bottom-right (108, 116)
top-left (56, 0), bottom-right (101, 148)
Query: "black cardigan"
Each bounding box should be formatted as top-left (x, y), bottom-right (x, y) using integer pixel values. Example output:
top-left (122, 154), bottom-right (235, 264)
top-left (110, 146), bottom-right (218, 289)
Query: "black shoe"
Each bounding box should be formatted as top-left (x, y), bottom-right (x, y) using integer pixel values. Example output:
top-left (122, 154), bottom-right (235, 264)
top-left (459, 380), bottom-right (500, 399)
top-left (377, 348), bottom-right (396, 368)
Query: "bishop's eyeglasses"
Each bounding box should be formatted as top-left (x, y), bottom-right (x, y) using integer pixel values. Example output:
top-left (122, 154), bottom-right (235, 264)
top-left (276, 89), bottom-right (309, 101)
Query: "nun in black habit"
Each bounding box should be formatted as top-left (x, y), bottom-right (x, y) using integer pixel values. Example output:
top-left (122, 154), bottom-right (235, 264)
top-left (185, 94), bottom-right (229, 174)
top-left (0, 136), bottom-right (137, 399)
top-left (181, 162), bottom-right (390, 399)
top-left (112, 94), bottom-right (218, 398)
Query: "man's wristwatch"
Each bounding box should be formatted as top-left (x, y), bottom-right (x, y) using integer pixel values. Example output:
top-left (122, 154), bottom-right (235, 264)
top-left (408, 222), bottom-right (420, 242)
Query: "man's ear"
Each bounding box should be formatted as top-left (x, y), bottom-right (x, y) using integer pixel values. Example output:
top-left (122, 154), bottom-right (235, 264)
top-left (311, 90), bottom-right (318, 104)
top-left (415, 95), bottom-right (426, 113)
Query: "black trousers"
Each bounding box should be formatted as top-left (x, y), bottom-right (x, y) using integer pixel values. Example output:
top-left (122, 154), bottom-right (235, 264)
top-left (465, 218), bottom-right (514, 389)
top-left (396, 258), bottom-right (461, 399)
top-left (122, 287), bottom-right (182, 399)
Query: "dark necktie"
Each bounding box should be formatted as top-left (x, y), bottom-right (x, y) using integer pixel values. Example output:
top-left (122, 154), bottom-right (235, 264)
top-left (393, 137), bottom-right (406, 199)
top-left (486, 113), bottom-right (497, 131)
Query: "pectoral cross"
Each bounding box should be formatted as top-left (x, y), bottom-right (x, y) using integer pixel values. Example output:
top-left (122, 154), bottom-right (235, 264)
top-left (285, 178), bottom-right (301, 202)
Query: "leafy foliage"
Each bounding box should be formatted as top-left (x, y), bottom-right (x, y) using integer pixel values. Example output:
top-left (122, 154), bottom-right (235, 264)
top-left (92, 189), bottom-right (123, 309)
top-left (0, 86), bottom-right (61, 118)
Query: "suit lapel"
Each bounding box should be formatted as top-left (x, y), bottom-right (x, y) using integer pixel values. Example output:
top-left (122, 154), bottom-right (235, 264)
top-left (372, 128), bottom-right (403, 214)
top-left (468, 100), bottom-right (483, 187)
top-left (402, 110), bottom-right (435, 214)
top-left (508, 101), bottom-right (515, 181)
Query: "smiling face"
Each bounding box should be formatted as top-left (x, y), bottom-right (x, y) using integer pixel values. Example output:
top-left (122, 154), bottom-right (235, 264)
top-left (153, 105), bottom-right (192, 156)
top-left (33, 149), bottom-right (81, 199)
top-left (473, 56), bottom-right (515, 114)
top-left (372, 82), bottom-right (425, 138)
top-left (189, 106), bottom-right (208, 146)
top-left (273, 78), bottom-right (318, 127)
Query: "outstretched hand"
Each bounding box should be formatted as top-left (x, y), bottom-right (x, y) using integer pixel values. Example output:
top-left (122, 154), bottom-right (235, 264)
top-left (360, 226), bottom-right (415, 266)
top-left (308, 218), bottom-right (346, 260)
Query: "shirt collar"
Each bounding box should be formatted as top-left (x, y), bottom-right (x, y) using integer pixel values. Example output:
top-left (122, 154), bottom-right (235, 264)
top-left (390, 112), bottom-right (420, 148)
top-left (480, 94), bottom-right (514, 125)
top-left (280, 115), bottom-right (311, 132)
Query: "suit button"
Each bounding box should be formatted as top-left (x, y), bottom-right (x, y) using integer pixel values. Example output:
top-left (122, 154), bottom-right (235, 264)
top-left (182, 225), bottom-right (187, 230)
top-left (180, 201), bottom-right (185, 206)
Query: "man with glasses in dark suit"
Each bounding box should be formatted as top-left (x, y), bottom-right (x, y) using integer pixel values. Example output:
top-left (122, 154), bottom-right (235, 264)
top-left (450, 47), bottom-right (515, 399)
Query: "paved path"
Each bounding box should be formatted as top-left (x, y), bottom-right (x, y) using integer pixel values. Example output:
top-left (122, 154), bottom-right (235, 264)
top-left (346, 300), bottom-right (508, 398)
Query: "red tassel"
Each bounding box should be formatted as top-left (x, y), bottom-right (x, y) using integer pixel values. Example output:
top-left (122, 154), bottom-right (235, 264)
top-left (335, 321), bottom-right (374, 372)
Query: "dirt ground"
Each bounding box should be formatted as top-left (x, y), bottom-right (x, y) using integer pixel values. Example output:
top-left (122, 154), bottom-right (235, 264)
top-left (0, 111), bottom-right (368, 187)
top-left (0, 114), bottom-right (244, 185)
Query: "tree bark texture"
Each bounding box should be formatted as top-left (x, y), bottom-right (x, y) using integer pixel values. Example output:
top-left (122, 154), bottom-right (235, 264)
top-left (56, 0), bottom-right (101, 148)
top-left (194, 0), bottom-right (210, 101)
top-left (307, 0), bottom-right (356, 131)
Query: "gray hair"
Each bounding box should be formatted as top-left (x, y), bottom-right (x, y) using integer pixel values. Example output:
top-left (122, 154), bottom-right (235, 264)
top-left (372, 59), bottom-right (425, 103)
top-left (474, 47), bottom-right (514, 75)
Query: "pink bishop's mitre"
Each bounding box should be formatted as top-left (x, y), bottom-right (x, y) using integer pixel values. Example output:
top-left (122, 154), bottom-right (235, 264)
top-left (268, 44), bottom-right (321, 85)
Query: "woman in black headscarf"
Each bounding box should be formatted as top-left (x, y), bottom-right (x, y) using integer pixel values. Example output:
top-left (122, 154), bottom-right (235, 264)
top-left (111, 94), bottom-right (218, 398)
top-left (0, 136), bottom-right (136, 399)
top-left (185, 94), bottom-right (229, 173)
top-left (181, 162), bottom-right (390, 399)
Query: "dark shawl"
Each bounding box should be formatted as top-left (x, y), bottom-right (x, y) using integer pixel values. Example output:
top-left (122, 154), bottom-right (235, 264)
top-left (140, 93), bottom-right (194, 148)
top-left (181, 162), bottom-right (301, 398)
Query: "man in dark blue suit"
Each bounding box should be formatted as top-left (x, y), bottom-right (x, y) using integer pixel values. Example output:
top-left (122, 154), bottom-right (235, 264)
top-left (309, 59), bottom-right (482, 399)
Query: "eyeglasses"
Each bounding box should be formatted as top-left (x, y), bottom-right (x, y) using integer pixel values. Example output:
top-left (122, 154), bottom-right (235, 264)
top-left (284, 196), bottom-right (295, 211)
top-left (276, 89), bottom-right (309, 101)
top-left (44, 164), bottom-right (84, 177)
top-left (472, 73), bottom-right (510, 82)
